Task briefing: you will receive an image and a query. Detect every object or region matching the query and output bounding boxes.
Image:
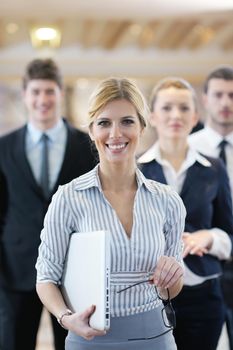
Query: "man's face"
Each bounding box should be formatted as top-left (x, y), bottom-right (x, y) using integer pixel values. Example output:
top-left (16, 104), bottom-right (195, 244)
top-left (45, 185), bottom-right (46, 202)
top-left (23, 79), bottom-right (63, 130)
top-left (204, 78), bottom-right (233, 133)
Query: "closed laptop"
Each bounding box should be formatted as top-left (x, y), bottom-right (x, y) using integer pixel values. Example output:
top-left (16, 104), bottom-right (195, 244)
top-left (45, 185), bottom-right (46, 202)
top-left (61, 230), bottom-right (110, 331)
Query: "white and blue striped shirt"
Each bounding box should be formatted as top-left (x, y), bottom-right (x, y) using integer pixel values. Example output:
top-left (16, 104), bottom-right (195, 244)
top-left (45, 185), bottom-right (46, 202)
top-left (36, 165), bottom-right (186, 317)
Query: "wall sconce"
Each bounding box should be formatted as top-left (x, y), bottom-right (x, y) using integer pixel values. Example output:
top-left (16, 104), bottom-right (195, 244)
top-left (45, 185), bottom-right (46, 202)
top-left (30, 26), bottom-right (61, 49)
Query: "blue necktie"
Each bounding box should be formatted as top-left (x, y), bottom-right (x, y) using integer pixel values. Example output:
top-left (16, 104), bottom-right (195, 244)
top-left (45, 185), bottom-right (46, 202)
top-left (218, 139), bottom-right (228, 165)
top-left (40, 133), bottom-right (50, 198)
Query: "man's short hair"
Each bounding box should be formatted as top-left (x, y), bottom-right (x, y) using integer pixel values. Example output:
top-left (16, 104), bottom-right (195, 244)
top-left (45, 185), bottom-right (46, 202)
top-left (203, 65), bottom-right (233, 93)
top-left (22, 58), bottom-right (63, 89)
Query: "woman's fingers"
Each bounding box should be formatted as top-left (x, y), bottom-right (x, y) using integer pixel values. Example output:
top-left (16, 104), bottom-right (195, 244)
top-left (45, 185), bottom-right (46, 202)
top-left (182, 233), bottom-right (209, 257)
top-left (153, 256), bottom-right (183, 288)
top-left (68, 305), bottom-right (106, 339)
top-left (79, 305), bottom-right (96, 321)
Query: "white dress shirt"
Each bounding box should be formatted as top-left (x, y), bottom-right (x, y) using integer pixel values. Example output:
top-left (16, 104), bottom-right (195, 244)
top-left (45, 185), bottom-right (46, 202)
top-left (189, 126), bottom-right (233, 206)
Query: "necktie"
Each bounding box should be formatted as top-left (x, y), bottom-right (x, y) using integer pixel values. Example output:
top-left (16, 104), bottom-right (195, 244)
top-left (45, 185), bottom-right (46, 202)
top-left (40, 133), bottom-right (50, 198)
top-left (218, 139), bottom-right (228, 165)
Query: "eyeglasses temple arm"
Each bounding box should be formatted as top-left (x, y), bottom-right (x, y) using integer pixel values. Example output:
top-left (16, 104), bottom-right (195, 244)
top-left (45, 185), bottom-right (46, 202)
top-left (117, 279), bottom-right (151, 293)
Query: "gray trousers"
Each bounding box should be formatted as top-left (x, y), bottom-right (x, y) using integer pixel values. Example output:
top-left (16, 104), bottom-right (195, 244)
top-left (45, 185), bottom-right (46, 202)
top-left (65, 306), bottom-right (177, 350)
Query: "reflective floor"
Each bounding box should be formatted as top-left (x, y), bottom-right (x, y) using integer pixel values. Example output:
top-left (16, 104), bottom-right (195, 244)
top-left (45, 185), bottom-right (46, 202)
top-left (36, 309), bottom-right (230, 350)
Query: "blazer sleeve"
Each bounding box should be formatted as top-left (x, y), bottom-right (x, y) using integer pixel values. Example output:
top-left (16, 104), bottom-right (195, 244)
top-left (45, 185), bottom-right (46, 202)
top-left (0, 141), bottom-right (8, 237)
top-left (0, 141), bottom-right (8, 267)
top-left (212, 158), bottom-right (233, 254)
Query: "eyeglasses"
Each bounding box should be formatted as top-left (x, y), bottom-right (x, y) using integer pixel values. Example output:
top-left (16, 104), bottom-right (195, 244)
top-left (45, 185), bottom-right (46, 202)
top-left (117, 279), bottom-right (176, 341)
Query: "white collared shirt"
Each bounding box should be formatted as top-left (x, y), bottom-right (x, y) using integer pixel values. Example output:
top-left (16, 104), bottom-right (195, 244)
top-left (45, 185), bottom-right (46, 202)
top-left (26, 119), bottom-right (67, 190)
top-left (138, 143), bottom-right (232, 285)
top-left (139, 143), bottom-right (211, 194)
top-left (189, 126), bottom-right (233, 205)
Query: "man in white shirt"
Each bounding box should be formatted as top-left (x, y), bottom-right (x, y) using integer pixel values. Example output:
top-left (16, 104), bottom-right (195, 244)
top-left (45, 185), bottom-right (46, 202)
top-left (189, 65), bottom-right (233, 350)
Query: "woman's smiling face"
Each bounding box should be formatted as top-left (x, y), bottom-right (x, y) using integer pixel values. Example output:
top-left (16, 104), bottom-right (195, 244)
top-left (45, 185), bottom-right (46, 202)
top-left (89, 98), bottom-right (143, 165)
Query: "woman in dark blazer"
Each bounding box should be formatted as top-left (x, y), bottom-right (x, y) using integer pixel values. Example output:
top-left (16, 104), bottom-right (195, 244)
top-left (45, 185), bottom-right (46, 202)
top-left (139, 77), bottom-right (233, 350)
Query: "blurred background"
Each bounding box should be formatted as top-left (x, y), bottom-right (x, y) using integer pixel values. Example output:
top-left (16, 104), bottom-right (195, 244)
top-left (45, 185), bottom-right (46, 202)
top-left (0, 1), bottom-right (232, 348)
top-left (0, 0), bottom-right (233, 150)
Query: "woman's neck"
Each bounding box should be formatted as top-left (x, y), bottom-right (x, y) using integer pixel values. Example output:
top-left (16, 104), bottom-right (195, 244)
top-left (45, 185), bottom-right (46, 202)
top-left (98, 162), bottom-right (137, 192)
top-left (158, 139), bottom-right (189, 172)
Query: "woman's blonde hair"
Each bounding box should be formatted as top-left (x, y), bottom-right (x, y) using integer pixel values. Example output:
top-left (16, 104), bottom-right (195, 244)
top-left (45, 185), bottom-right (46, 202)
top-left (149, 77), bottom-right (198, 112)
top-left (88, 77), bottom-right (148, 128)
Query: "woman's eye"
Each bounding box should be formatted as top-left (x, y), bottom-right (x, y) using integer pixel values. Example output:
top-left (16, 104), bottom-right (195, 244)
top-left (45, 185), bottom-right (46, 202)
top-left (180, 106), bottom-right (190, 112)
top-left (162, 106), bottom-right (171, 111)
top-left (122, 119), bottom-right (134, 125)
top-left (97, 120), bottom-right (110, 127)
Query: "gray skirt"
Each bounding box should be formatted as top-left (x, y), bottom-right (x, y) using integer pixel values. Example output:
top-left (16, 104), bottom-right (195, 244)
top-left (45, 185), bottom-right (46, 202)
top-left (65, 305), bottom-right (177, 350)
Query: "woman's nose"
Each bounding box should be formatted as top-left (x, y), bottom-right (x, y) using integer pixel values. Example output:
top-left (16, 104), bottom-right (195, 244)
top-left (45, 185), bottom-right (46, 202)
top-left (110, 124), bottom-right (122, 138)
top-left (170, 107), bottom-right (181, 119)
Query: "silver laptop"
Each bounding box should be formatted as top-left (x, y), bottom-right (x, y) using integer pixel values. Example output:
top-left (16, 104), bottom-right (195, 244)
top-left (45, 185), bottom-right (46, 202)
top-left (61, 230), bottom-right (110, 331)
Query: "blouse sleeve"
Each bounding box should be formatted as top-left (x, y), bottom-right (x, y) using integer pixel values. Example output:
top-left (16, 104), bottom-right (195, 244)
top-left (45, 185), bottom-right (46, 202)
top-left (36, 184), bottom-right (75, 284)
top-left (163, 188), bottom-right (186, 264)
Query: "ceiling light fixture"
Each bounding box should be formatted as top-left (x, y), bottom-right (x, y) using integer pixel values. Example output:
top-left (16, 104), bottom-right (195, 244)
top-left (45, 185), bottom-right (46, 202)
top-left (30, 26), bottom-right (61, 49)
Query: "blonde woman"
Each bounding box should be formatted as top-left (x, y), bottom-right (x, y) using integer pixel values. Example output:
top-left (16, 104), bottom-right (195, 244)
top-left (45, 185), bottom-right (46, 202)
top-left (36, 77), bottom-right (185, 349)
top-left (139, 77), bottom-right (233, 350)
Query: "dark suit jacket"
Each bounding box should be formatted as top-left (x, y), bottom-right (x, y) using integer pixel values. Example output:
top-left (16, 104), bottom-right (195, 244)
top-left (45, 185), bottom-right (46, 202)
top-left (0, 120), bottom-right (96, 291)
top-left (140, 157), bottom-right (233, 276)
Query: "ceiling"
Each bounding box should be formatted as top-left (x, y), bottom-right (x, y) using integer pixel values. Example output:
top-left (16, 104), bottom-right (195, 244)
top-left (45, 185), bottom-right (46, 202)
top-left (0, 0), bottom-right (233, 81)
top-left (1, 0), bottom-right (233, 19)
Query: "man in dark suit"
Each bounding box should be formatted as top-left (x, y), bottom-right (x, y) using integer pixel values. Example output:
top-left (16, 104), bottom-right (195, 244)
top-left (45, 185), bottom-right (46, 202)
top-left (0, 58), bottom-right (96, 350)
top-left (189, 65), bottom-right (233, 350)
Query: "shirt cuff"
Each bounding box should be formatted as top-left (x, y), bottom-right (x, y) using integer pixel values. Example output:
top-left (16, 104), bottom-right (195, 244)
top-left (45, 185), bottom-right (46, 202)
top-left (208, 228), bottom-right (232, 260)
top-left (36, 278), bottom-right (58, 284)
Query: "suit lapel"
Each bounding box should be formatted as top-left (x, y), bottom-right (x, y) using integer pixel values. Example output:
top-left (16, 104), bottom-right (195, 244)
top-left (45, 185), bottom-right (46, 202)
top-left (14, 126), bottom-right (44, 197)
top-left (142, 160), bottom-right (167, 184)
top-left (154, 161), bottom-right (167, 184)
top-left (144, 160), bottom-right (204, 198)
top-left (180, 162), bottom-right (201, 198)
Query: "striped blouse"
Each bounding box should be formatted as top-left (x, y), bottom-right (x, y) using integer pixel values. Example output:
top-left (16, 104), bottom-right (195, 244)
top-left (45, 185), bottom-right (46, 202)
top-left (36, 165), bottom-right (186, 317)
